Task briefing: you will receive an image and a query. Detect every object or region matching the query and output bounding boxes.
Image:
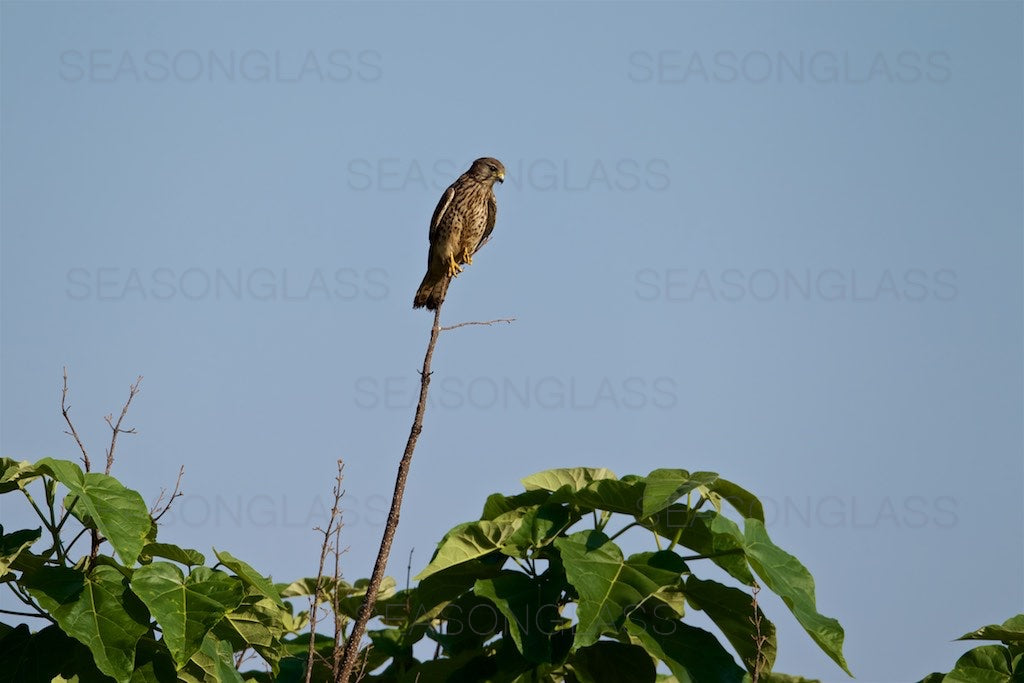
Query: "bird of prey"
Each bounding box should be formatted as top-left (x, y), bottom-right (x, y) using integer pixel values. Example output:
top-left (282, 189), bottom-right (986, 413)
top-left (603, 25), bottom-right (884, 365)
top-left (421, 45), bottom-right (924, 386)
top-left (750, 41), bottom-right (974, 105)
top-left (413, 157), bottom-right (505, 310)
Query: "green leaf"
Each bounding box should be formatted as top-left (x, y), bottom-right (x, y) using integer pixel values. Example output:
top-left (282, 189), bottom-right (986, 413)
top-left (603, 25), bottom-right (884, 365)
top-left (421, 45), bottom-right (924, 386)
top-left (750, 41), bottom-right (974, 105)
top-left (337, 576), bottom-right (397, 620)
top-left (944, 644), bottom-right (1015, 682)
top-left (279, 575), bottom-right (349, 598)
top-left (574, 478), bottom-right (647, 516)
top-left (0, 526), bottom-right (41, 579)
top-left (216, 592), bottom-right (290, 673)
top-left (644, 508), bottom-right (753, 585)
top-left (642, 469), bottom-right (720, 519)
top-left (522, 467), bottom-right (617, 493)
top-left (413, 555), bottom-right (506, 624)
top-left (554, 531), bottom-right (683, 648)
top-left (416, 515), bottom-right (522, 580)
top-left (130, 635), bottom-right (179, 683)
top-left (474, 570), bottom-right (567, 662)
top-left (705, 478), bottom-right (765, 523)
top-left (0, 623), bottom-right (109, 682)
top-left (482, 489), bottom-right (552, 520)
top-left (23, 564), bottom-right (150, 683)
top-left (36, 458), bottom-right (150, 566)
top-left (569, 640), bottom-right (657, 683)
top-left (684, 576), bottom-right (777, 675)
top-left (504, 502), bottom-right (573, 551)
top-left (0, 458), bottom-right (42, 493)
top-left (213, 548), bottom-right (284, 607)
top-left (179, 632), bottom-right (245, 683)
top-left (625, 603), bottom-right (745, 683)
top-left (131, 562), bottom-right (245, 667)
top-left (140, 543), bottom-right (206, 567)
top-left (432, 592), bottom-right (506, 656)
top-left (958, 615), bottom-right (1024, 643)
top-left (743, 519), bottom-right (850, 676)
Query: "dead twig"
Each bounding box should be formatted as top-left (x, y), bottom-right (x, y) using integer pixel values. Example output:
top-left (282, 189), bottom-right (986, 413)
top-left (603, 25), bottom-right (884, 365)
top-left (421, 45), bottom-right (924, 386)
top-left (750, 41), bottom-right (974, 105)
top-left (335, 306), bottom-right (442, 682)
top-left (61, 367), bottom-right (90, 471)
top-left (150, 466), bottom-right (185, 523)
top-left (440, 317), bottom-right (515, 331)
top-left (307, 459), bottom-right (346, 683)
top-left (336, 306), bottom-right (514, 682)
top-left (104, 376), bottom-right (142, 473)
top-left (750, 582), bottom-right (769, 682)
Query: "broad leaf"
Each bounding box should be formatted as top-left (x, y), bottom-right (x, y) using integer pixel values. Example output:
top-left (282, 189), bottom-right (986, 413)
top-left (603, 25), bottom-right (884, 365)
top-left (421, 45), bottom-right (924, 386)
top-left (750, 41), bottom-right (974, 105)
top-left (625, 603), bottom-right (745, 683)
top-left (642, 469), bottom-right (720, 519)
top-left (706, 477), bottom-right (765, 523)
top-left (569, 640), bottom-right (657, 683)
top-left (24, 564), bottom-right (149, 683)
top-left (140, 543), bottom-right (205, 567)
top-left (0, 623), bottom-right (108, 682)
top-left (574, 478), bottom-right (647, 516)
top-left (337, 576), bottom-right (397, 619)
top-left (958, 615), bottom-right (1024, 643)
top-left (475, 570), bottom-right (566, 662)
top-left (130, 635), bottom-right (179, 683)
top-left (743, 519), bottom-right (850, 676)
top-left (522, 468), bottom-right (617, 493)
top-left (505, 502), bottom-right (573, 551)
top-left (213, 549), bottom-right (284, 607)
top-left (0, 458), bottom-right (41, 493)
top-left (432, 592), bottom-right (506, 656)
top-left (685, 576), bottom-right (777, 675)
top-left (131, 562), bottom-right (245, 667)
top-left (644, 508), bottom-right (753, 585)
top-left (36, 457), bottom-right (150, 566)
top-left (944, 644), bottom-right (1015, 682)
top-left (179, 633), bottom-right (244, 683)
top-left (413, 555), bottom-right (506, 623)
top-left (482, 489), bottom-right (552, 520)
top-left (554, 531), bottom-right (682, 648)
top-left (0, 526), bottom-right (41, 578)
top-left (416, 514), bottom-right (522, 580)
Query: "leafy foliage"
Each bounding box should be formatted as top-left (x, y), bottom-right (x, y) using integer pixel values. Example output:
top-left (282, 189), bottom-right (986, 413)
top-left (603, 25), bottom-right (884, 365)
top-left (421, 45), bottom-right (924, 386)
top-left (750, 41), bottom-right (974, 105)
top-left (918, 615), bottom-right (1024, 682)
top-left (0, 457), bottom-right (295, 682)
top-left (1, 457), bottom-right (851, 681)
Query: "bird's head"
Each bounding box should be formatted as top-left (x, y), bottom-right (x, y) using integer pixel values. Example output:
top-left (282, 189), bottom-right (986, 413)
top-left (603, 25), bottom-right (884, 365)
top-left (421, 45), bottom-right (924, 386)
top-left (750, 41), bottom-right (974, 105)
top-left (469, 157), bottom-right (505, 185)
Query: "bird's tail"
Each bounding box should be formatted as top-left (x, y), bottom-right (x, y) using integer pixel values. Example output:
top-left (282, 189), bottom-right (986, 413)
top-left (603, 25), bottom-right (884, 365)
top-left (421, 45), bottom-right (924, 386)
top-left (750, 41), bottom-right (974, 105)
top-left (412, 270), bottom-right (450, 310)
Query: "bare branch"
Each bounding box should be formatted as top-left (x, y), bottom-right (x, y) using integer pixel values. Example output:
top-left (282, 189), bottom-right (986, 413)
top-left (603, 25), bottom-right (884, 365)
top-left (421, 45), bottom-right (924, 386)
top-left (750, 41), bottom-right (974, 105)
top-left (330, 511), bottom-right (348, 679)
top-left (336, 306), bottom-right (444, 682)
top-left (750, 582), bottom-right (769, 682)
top-left (61, 367), bottom-right (90, 470)
top-left (440, 317), bottom-right (515, 331)
top-left (307, 459), bottom-right (346, 683)
top-left (150, 466), bottom-right (185, 522)
top-left (105, 375), bottom-right (142, 473)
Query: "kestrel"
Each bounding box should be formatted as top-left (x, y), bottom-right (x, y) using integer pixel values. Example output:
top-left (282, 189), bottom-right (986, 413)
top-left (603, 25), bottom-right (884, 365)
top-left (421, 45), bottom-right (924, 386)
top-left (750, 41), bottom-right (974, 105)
top-left (413, 157), bottom-right (505, 310)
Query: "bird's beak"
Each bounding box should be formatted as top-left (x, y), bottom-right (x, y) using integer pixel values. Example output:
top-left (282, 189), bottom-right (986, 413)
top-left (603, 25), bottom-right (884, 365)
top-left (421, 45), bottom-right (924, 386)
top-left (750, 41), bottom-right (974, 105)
top-left (496, 171), bottom-right (505, 183)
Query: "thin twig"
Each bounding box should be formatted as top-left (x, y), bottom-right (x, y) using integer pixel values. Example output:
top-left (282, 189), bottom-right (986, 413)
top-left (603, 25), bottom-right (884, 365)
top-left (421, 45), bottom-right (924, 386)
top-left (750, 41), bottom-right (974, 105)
top-left (336, 306), bottom-right (444, 683)
top-left (750, 582), bottom-right (769, 681)
top-left (61, 367), bottom-right (90, 470)
top-left (439, 317), bottom-right (515, 331)
top-left (307, 459), bottom-right (346, 683)
top-left (0, 608), bottom-right (50, 619)
top-left (331, 499), bottom-right (348, 679)
top-left (150, 466), bottom-right (185, 523)
top-left (104, 376), bottom-right (142, 474)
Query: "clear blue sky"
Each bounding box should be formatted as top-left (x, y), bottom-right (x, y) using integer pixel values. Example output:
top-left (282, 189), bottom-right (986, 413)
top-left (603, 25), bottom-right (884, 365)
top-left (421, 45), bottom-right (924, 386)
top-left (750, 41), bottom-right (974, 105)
top-left (2, 2), bottom-right (1021, 680)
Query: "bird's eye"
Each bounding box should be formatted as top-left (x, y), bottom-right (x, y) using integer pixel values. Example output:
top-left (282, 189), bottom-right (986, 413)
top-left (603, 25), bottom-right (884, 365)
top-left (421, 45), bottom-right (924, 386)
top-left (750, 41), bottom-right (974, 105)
top-left (488, 165), bottom-right (496, 172)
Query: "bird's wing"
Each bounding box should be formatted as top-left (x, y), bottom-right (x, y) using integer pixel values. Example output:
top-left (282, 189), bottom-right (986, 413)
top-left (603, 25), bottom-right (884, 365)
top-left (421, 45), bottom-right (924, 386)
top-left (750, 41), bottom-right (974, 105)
top-left (429, 186), bottom-right (456, 243)
top-left (475, 192), bottom-right (498, 253)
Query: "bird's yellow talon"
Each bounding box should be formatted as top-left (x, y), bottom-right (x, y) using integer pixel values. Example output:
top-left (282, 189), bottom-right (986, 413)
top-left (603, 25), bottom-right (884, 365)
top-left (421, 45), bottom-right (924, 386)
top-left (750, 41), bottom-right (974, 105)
top-left (446, 255), bottom-right (463, 278)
